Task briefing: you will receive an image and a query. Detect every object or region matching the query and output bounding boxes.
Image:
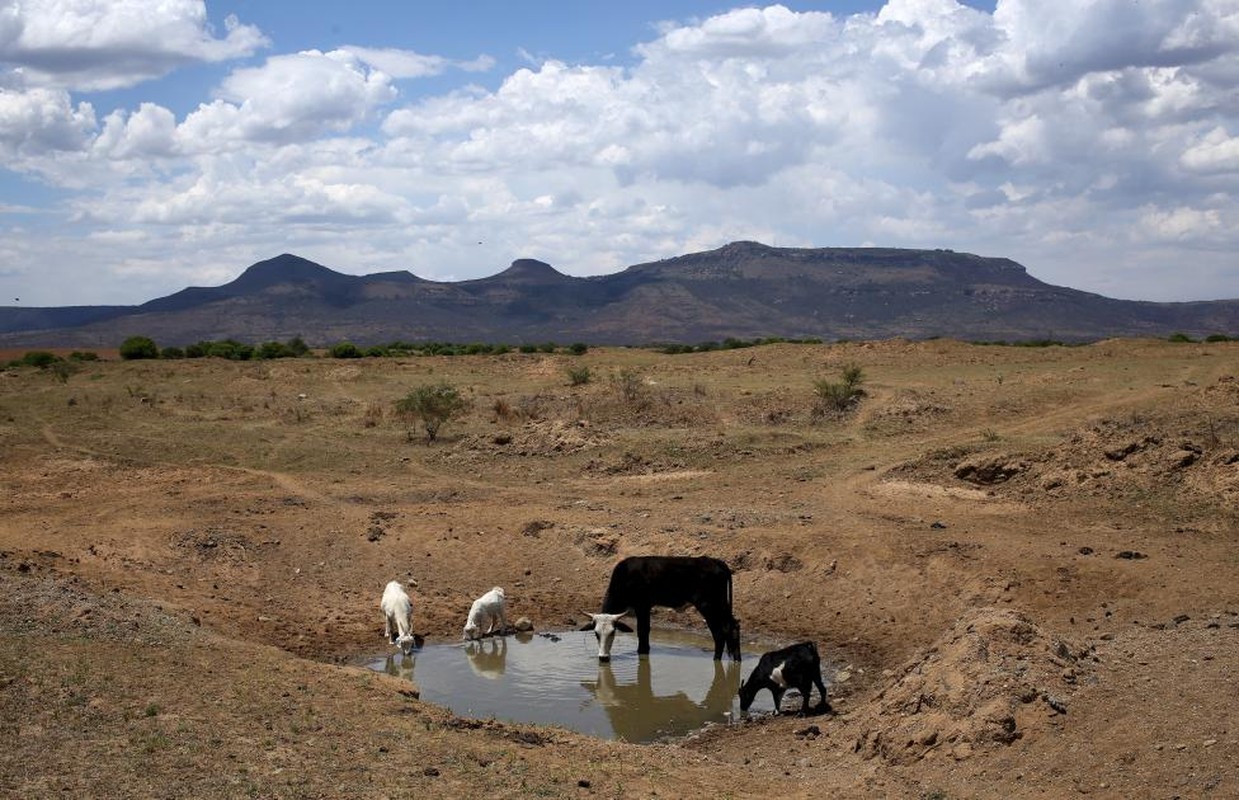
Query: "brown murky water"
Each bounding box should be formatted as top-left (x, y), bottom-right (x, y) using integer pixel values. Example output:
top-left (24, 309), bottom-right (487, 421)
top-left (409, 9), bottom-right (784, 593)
top-left (367, 628), bottom-right (799, 743)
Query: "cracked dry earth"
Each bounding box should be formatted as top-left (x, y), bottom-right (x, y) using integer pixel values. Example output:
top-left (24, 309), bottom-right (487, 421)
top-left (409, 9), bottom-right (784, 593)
top-left (0, 338), bottom-right (1236, 798)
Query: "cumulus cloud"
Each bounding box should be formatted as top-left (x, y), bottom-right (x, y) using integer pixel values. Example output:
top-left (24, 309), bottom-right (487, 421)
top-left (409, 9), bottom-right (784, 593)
top-left (0, 86), bottom-right (95, 154)
top-left (0, 0), bottom-right (267, 91)
top-left (3, 1), bottom-right (1239, 305)
top-left (177, 49), bottom-right (397, 147)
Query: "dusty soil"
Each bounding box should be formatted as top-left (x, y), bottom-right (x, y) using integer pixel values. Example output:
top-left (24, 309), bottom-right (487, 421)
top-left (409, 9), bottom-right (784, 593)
top-left (1, 339), bottom-right (1236, 798)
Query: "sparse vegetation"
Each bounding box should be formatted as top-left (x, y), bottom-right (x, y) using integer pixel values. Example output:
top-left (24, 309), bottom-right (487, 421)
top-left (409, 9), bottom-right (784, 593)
top-left (566, 365), bottom-right (592, 386)
top-left (1167, 332), bottom-right (1198, 343)
top-left (813, 362), bottom-right (865, 415)
top-left (610, 368), bottom-right (646, 407)
top-left (395, 382), bottom-right (469, 443)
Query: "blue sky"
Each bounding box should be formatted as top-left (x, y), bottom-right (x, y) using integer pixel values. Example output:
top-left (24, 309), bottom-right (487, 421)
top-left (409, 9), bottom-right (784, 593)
top-left (1, 1), bottom-right (1236, 307)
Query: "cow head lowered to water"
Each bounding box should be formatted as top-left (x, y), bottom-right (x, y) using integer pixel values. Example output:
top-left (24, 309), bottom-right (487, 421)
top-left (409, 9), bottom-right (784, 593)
top-left (582, 556), bottom-right (742, 662)
top-left (580, 612), bottom-right (635, 662)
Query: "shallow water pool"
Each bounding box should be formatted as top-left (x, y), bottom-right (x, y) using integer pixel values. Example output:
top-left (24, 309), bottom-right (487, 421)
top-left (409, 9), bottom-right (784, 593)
top-left (366, 628), bottom-right (770, 743)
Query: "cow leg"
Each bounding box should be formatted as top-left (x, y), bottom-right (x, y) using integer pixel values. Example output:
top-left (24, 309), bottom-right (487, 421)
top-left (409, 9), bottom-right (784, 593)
top-left (636, 608), bottom-right (652, 656)
top-left (772, 687), bottom-right (787, 714)
top-left (813, 672), bottom-right (832, 714)
top-left (798, 680), bottom-right (814, 715)
top-left (698, 603), bottom-right (726, 660)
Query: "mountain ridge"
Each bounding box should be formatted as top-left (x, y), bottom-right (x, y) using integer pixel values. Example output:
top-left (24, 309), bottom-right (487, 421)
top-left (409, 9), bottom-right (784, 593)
top-left (2, 242), bottom-right (1236, 346)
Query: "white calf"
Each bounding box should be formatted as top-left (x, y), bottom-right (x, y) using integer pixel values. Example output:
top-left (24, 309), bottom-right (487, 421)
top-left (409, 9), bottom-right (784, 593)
top-left (381, 580), bottom-right (416, 655)
top-left (463, 586), bottom-right (508, 640)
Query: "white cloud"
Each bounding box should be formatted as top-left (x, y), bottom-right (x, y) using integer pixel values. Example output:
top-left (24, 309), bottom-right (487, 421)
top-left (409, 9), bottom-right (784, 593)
top-left (3, 1), bottom-right (1239, 306)
top-left (176, 50), bottom-right (397, 148)
top-left (0, 86), bottom-right (95, 154)
top-left (1180, 126), bottom-right (1239, 173)
top-left (0, 0), bottom-right (267, 91)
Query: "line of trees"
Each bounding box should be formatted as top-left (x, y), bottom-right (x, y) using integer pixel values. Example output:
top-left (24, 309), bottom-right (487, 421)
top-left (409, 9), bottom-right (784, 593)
top-left (117, 335), bottom-right (591, 360)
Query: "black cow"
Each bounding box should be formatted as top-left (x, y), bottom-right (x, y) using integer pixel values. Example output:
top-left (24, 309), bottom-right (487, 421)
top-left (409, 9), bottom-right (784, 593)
top-left (580, 556), bottom-right (741, 662)
top-left (738, 641), bottom-right (832, 716)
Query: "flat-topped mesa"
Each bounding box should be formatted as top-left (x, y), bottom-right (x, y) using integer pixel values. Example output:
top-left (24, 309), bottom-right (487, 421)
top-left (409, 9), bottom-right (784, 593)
top-left (488, 258), bottom-right (570, 283)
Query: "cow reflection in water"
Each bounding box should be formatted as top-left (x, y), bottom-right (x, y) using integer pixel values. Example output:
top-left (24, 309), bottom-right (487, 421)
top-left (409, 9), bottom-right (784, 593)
top-left (583, 658), bottom-right (740, 742)
top-left (465, 636), bottom-right (507, 680)
top-left (383, 652), bottom-right (415, 682)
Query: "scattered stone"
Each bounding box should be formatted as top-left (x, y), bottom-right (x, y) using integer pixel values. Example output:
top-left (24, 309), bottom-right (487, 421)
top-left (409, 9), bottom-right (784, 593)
top-left (1172, 614), bottom-right (1191, 625)
top-left (514, 616), bottom-right (534, 632)
top-left (521, 520), bottom-right (554, 537)
top-left (1115, 551), bottom-right (1148, 560)
top-left (423, 767), bottom-right (440, 777)
top-left (1043, 692), bottom-right (1068, 714)
top-left (577, 779), bottom-right (591, 788)
top-left (930, 521), bottom-right (948, 529)
top-left (1078, 546), bottom-right (1094, 555)
top-left (794, 724), bottom-right (821, 738)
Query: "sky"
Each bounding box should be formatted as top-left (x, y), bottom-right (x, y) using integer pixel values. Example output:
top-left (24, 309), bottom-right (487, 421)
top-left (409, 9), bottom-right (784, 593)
top-left (1, 0), bottom-right (1237, 307)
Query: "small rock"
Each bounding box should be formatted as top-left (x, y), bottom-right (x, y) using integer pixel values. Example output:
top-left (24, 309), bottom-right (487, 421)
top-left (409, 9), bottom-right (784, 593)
top-left (514, 617), bottom-right (534, 632)
top-left (930, 521), bottom-right (947, 530)
top-left (1115, 550), bottom-right (1148, 560)
top-left (794, 725), bottom-right (820, 738)
top-left (577, 779), bottom-right (591, 788)
top-left (1043, 693), bottom-right (1068, 714)
top-left (1078, 546), bottom-right (1094, 555)
top-left (423, 767), bottom-right (440, 777)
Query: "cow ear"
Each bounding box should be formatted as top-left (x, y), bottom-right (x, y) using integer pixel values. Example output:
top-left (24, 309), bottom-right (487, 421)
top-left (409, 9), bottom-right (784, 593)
top-left (579, 621), bottom-right (596, 631)
top-left (615, 620), bottom-right (634, 633)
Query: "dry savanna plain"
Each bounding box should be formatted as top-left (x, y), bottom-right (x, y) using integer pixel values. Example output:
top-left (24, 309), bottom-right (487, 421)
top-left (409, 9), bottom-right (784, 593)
top-left (0, 339), bottom-right (1237, 799)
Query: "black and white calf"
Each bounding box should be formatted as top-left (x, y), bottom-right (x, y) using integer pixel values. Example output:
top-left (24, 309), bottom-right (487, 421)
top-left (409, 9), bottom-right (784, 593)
top-left (738, 641), bottom-right (832, 715)
top-left (581, 556), bottom-right (741, 662)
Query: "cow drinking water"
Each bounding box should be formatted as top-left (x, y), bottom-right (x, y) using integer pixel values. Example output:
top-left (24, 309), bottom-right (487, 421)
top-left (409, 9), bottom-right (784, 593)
top-left (581, 556), bottom-right (741, 662)
top-left (738, 641), bottom-right (832, 716)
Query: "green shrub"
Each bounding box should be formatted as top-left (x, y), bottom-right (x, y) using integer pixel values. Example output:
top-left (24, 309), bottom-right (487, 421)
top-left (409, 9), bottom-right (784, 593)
top-left (205, 340), bottom-right (252, 360)
top-left (813, 362), bottom-right (865, 415)
top-left (329, 342), bottom-right (362, 359)
top-left (285, 336), bottom-right (310, 356)
top-left (518, 344), bottom-right (538, 354)
top-left (20, 351), bottom-right (60, 368)
top-left (566, 365), bottom-right (592, 386)
top-left (119, 336), bottom-right (158, 360)
top-left (68, 351), bottom-right (99, 362)
top-left (1168, 332), bottom-right (1197, 343)
top-left (568, 342), bottom-right (589, 355)
top-left (395, 382), bottom-right (469, 443)
top-left (160, 346), bottom-right (185, 359)
top-left (1204, 333), bottom-right (1232, 343)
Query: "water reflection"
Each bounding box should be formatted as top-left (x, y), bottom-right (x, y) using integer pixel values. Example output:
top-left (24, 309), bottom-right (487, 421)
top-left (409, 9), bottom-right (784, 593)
top-left (465, 636), bottom-right (507, 680)
top-left (583, 658), bottom-right (741, 742)
top-left (365, 628), bottom-right (757, 742)
top-left (383, 652), bottom-right (415, 682)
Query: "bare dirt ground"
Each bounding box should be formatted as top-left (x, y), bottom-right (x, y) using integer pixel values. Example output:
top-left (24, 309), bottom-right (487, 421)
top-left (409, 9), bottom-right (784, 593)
top-left (1, 339), bottom-right (1236, 799)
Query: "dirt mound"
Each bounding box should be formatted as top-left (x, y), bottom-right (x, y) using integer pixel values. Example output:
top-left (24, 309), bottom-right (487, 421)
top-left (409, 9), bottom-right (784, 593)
top-left (464, 419), bottom-right (602, 456)
top-left (893, 374), bottom-right (1239, 509)
top-left (852, 607), bottom-right (1090, 765)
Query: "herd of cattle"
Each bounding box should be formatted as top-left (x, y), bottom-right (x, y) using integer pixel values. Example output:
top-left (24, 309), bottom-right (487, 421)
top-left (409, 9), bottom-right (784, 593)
top-left (381, 555), bottom-right (833, 717)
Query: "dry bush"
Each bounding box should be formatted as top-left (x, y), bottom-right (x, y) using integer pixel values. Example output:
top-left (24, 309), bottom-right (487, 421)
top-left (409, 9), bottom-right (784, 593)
top-left (362, 401), bottom-right (384, 428)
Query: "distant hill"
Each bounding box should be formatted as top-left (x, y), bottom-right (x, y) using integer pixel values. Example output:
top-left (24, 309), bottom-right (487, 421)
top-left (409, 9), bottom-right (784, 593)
top-left (2, 243), bottom-right (1236, 347)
